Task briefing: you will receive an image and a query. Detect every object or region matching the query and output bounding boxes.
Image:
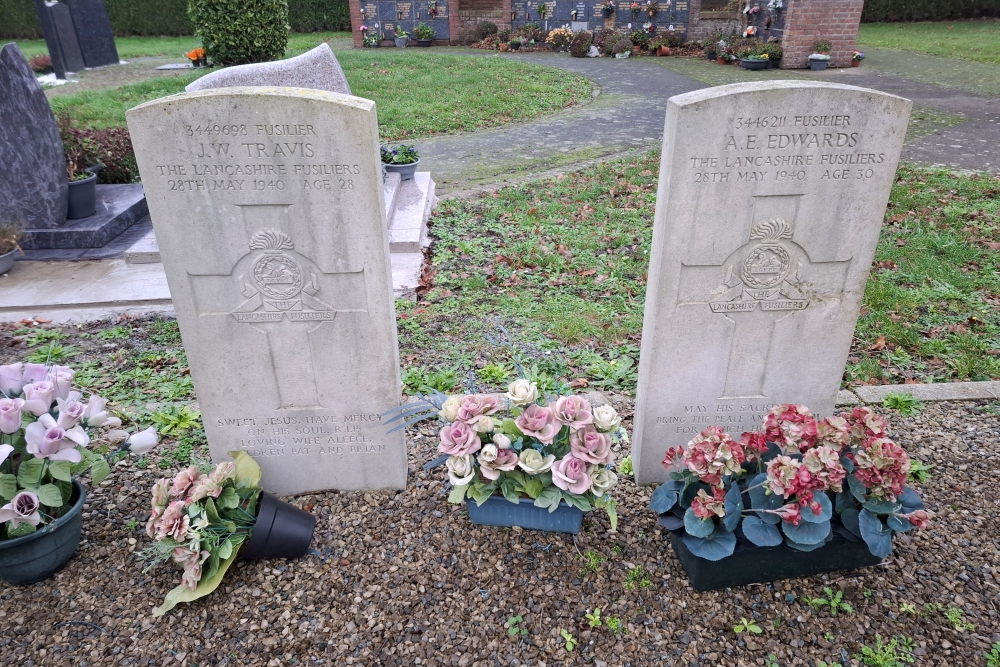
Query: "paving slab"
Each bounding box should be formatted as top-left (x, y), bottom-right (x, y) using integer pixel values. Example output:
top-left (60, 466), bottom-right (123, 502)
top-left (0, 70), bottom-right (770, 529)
top-left (852, 381), bottom-right (1000, 404)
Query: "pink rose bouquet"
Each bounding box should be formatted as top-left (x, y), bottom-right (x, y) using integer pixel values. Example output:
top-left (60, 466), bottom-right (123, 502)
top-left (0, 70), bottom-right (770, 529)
top-left (142, 452), bottom-right (263, 616)
top-left (0, 361), bottom-right (157, 542)
top-left (435, 381), bottom-right (627, 528)
top-left (651, 403), bottom-right (928, 563)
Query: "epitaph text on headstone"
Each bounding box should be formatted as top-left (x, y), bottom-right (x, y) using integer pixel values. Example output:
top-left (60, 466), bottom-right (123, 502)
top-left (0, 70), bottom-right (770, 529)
top-left (632, 81), bottom-right (911, 485)
top-left (127, 88), bottom-right (407, 495)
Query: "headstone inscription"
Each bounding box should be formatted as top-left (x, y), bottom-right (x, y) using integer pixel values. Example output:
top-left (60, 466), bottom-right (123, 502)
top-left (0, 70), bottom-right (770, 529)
top-left (127, 88), bottom-right (407, 495)
top-left (0, 43), bottom-right (68, 230)
top-left (64, 0), bottom-right (120, 69)
top-left (632, 81), bottom-right (911, 485)
top-left (186, 44), bottom-right (351, 96)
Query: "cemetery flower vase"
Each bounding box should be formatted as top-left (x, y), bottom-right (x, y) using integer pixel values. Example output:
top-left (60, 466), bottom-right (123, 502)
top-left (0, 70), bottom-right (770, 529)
top-left (466, 496), bottom-right (584, 534)
top-left (716, 56), bottom-right (727, 65)
top-left (0, 481), bottom-right (85, 586)
top-left (0, 248), bottom-right (17, 274)
top-left (383, 158), bottom-right (419, 181)
top-left (240, 492), bottom-right (317, 560)
top-left (740, 58), bottom-right (769, 70)
top-left (66, 170), bottom-right (97, 219)
top-left (417, 39), bottom-right (433, 47)
top-left (851, 59), bottom-right (860, 67)
top-left (394, 37), bottom-right (408, 48)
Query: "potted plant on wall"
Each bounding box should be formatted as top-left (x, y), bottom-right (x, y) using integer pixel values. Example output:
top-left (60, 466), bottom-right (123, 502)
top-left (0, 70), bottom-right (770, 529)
top-left (414, 23), bottom-right (435, 46)
top-left (601, 0), bottom-right (614, 18)
top-left (381, 144), bottom-right (420, 180)
top-left (649, 405), bottom-right (929, 591)
top-left (57, 114), bottom-right (100, 219)
top-left (0, 222), bottom-right (23, 274)
top-left (142, 451), bottom-right (316, 615)
top-left (393, 27), bottom-right (410, 47)
top-left (393, 381), bottom-right (624, 534)
top-left (0, 362), bottom-right (158, 585)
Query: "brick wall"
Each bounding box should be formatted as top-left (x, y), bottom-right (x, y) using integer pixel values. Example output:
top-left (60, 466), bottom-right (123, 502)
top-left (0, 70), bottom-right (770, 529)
top-left (780, 0), bottom-right (863, 69)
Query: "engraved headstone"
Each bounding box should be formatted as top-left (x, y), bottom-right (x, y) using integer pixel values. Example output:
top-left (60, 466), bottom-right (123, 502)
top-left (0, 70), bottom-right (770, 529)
top-left (65, 0), bottom-right (119, 68)
top-left (632, 81), bottom-right (911, 485)
top-left (186, 44), bottom-right (351, 96)
top-left (127, 88), bottom-right (406, 495)
top-left (0, 43), bottom-right (68, 229)
top-left (34, 0), bottom-right (85, 78)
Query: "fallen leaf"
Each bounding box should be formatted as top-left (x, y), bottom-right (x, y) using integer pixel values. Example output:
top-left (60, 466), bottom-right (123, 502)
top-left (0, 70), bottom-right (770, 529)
top-left (568, 378), bottom-right (589, 388)
top-left (868, 336), bottom-right (886, 351)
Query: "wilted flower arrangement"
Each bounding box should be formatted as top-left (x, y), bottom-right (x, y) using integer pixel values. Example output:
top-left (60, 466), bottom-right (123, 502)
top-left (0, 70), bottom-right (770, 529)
top-left (0, 362), bottom-right (158, 541)
top-left (142, 451), bottom-right (262, 616)
top-left (651, 404), bottom-right (928, 562)
top-left (437, 380), bottom-right (625, 527)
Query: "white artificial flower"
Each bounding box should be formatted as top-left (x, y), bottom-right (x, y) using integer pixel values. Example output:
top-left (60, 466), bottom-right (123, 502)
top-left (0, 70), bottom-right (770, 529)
top-left (446, 455), bottom-right (476, 486)
top-left (593, 405), bottom-right (621, 432)
top-left (505, 379), bottom-right (539, 406)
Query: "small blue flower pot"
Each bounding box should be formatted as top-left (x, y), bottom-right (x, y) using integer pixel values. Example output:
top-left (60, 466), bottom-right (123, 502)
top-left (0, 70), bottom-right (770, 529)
top-left (466, 495), bottom-right (584, 534)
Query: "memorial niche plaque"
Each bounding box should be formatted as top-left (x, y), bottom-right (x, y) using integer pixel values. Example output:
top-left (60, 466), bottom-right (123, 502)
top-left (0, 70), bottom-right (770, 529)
top-left (632, 81), bottom-right (911, 485)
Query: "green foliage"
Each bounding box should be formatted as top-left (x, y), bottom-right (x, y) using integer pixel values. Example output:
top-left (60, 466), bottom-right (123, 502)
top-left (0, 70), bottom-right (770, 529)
top-left (986, 642), bottom-right (1000, 667)
top-left (585, 608), bottom-right (602, 627)
top-left (861, 2), bottom-right (1000, 22)
top-left (188, 0), bottom-right (289, 67)
top-left (476, 21), bottom-right (499, 41)
top-left (125, 518), bottom-right (140, 532)
top-left (883, 392), bottom-right (923, 415)
top-left (413, 23), bottom-right (435, 40)
top-left (803, 587), bottom-right (854, 616)
top-left (584, 353), bottom-right (637, 392)
top-left (854, 635), bottom-right (916, 667)
top-left (617, 455), bottom-right (633, 477)
top-left (765, 654), bottom-right (780, 667)
top-left (570, 29), bottom-right (593, 58)
top-left (733, 617), bottom-right (762, 634)
top-left (381, 144), bottom-right (419, 165)
top-left (623, 565), bottom-right (652, 590)
top-left (505, 616), bottom-right (528, 636)
top-left (23, 329), bottom-right (67, 346)
top-left (25, 343), bottom-right (79, 364)
top-left (605, 615), bottom-right (626, 636)
top-left (477, 362), bottom-right (512, 387)
top-left (899, 602), bottom-right (917, 615)
top-left (559, 629), bottom-right (578, 651)
top-left (945, 607), bottom-right (975, 631)
top-left (287, 0), bottom-right (350, 32)
top-left (579, 549), bottom-right (606, 577)
top-left (150, 405), bottom-right (202, 436)
top-left (401, 366), bottom-right (459, 394)
top-left (907, 460), bottom-right (933, 484)
top-left (100, 325), bottom-right (132, 340)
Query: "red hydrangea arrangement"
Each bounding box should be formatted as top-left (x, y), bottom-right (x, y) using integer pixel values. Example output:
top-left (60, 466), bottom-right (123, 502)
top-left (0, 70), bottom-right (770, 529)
top-left (651, 404), bottom-right (928, 561)
top-left (438, 380), bottom-right (625, 527)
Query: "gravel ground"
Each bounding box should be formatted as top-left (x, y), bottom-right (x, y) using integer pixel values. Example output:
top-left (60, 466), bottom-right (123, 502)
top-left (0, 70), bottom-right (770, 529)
top-left (2, 389), bottom-right (998, 667)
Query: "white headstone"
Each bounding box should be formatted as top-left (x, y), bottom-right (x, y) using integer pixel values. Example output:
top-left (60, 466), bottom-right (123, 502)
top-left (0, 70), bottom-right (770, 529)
top-left (185, 44), bottom-right (351, 96)
top-left (632, 81), bottom-right (911, 485)
top-left (126, 87), bottom-right (406, 495)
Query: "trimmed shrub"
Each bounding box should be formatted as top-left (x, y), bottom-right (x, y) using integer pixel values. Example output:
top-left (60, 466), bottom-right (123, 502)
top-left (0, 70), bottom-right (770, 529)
top-left (593, 28), bottom-right (619, 56)
top-left (287, 0), bottom-right (350, 32)
top-left (569, 29), bottom-right (592, 57)
top-left (497, 28), bottom-right (511, 42)
top-left (759, 41), bottom-right (782, 61)
top-left (611, 36), bottom-right (632, 55)
top-left (861, 0), bottom-right (999, 22)
top-left (475, 21), bottom-right (499, 41)
top-left (188, 0), bottom-right (289, 66)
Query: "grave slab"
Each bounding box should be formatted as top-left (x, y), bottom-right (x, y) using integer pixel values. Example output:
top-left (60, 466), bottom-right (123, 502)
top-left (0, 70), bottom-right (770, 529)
top-left (0, 43), bottom-right (68, 230)
top-left (127, 87), bottom-right (407, 495)
top-left (632, 81), bottom-right (911, 485)
top-left (20, 184), bottom-right (148, 249)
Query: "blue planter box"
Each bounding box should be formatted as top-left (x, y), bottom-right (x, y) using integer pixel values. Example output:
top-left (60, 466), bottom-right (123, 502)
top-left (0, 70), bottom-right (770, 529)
top-left (466, 496), bottom-right (584, 534)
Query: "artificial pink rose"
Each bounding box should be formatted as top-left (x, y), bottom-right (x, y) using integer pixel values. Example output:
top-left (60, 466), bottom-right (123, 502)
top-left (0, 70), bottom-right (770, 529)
top-left (480, 448), bottom-right (519, 481)
top-left (170, 466), bottom-right (202, 498)
top-left (0, 363), bottom-right (25, 396)
top-left (210, 461), bottom-right (236, 484)
top-left (155, 500), bottom-right (190, 541)
top-left (569, 426), bottom-right (613, 465)
top-left (551, 455), bottom-right (592, 495)
top-left (455, 394), bottom-right (500, 425)
top-left (186, 477), bottom-right (223, 504)
top-left (21, 363), bottom-right (49, 384)
top-left (0, 491), bottom-right (41, 528)
top-left (151, 478), bottom-right (171, 510)
top-left (438, 420), bottom-right (482, 456)
top-left (81, 394), bottom-right (120, 428)
top-left (22, 381), bottom-right (56, 416)
top-left (50, 366), bottom-right (75, 400)
top-left (146, 506), bottom-right (163, 539)
top-left (515, 404), bottom-right (560, 444)
top-left (24, 414), bottom-right (82, 463)
top-left (552, 395), bottom-right (594, 431)
top-left (0, 397), bottom-right (24, 434)
top-left (173, 546), bottom-right (210, 591)
top-left (56, 399), bottom-right (86, 429)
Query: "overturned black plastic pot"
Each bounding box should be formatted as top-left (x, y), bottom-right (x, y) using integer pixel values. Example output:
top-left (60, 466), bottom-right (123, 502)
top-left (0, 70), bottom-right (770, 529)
top-left (240, 492), bottom-right (316, 560)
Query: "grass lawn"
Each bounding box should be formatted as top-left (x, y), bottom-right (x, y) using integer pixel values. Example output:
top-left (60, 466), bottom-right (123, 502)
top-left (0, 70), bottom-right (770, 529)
top-left (857, 20), bottom-right (1000, 65)
top-left (14, 32), bottom-right (353, 61)
top-left (47, 50), bottom-right (592, 141)
top-left (393, 156), bottom-right (1000, 395)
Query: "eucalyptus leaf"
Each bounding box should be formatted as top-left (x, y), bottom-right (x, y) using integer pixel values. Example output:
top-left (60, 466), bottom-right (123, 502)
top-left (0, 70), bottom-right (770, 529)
top-left (741, 515), bottom-right (782, 547)
top-left (681, 526), bottom-right (737, 561)
top-left (897, 486), bottom-right (924, 513)
top-left (683, 506), bottom-right (715, 538)
top-left (858, 508), bottom-right (893, 558)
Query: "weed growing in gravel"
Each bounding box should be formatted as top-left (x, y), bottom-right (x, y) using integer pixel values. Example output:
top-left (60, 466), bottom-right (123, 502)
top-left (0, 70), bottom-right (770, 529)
top-left (733, 617), bottom-right (762, 634)
top-left (899, 602), bottom-right (917, 615)
top-left (585, 608), bottom-right (602, 627)
top-left (25, 342), bottom-right (78, 363)
top-left (23, 328), bottom-right (67, 346)
top-left (855, 635), bottom-right (916, 667)
top-left (945, 607), bottom-right (975, 631)
top-left (617, 455), bottom-right (633, 476)
top-left (883, 392), bottom-right (924, 416)
top-left (605, 616), bottom-right (627, 636)
top-left (907, 460), bottom-right (934, 483)
top-left (125, 518), bottom-right (140, 532)
top-left (803, 587), bottom-right (854, 616)
top-left (623, 566), bottom-right (652, 591)
top-left (477, 362), bottom-right (512, 387)
top-left (765, 654), bottom-right (780, 667)
top-left (148, 319), bottom-right (182, 345)
top-left (401, 366), bottom-right (460, 394)
top-left (986, 642), bottom-right (1000, 667)
top-left (100, 325), bottom-right (132, 340)
top-left (579, 550), bottom-right (606, 577)
top-left (150, 405), bottom-right (201, 436)
top-left (505, 616), bottom-right (528, 637)
top-left (560, 629), bottom-right (578, 651)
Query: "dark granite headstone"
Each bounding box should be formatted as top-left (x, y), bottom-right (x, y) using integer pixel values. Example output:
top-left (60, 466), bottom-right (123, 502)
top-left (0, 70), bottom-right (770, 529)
top-left (65, 0), bottom-right (119, 68)
top-left (0, 43), bottom-right (68, 229)
top-left (34, 0), bottom-right (86, 78)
